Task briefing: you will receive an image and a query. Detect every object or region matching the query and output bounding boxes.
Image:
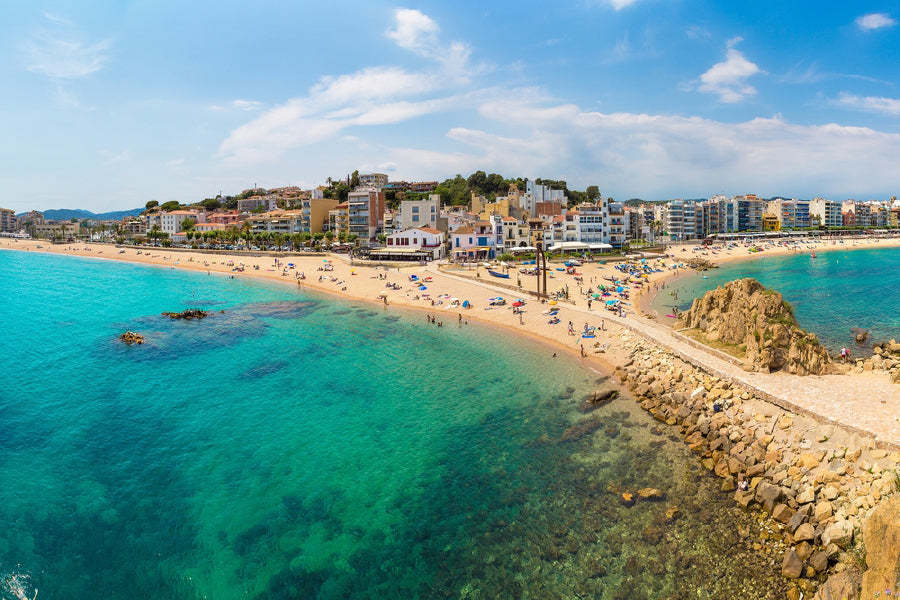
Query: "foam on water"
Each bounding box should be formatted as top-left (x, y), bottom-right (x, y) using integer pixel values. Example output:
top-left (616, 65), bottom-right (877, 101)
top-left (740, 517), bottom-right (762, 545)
top-left (0, 249), bottom-right (787, 599)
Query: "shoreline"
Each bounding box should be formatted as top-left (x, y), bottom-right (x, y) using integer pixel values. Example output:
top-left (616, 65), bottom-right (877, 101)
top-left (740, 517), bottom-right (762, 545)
top-left (8, 236), bottom-right (900, 445)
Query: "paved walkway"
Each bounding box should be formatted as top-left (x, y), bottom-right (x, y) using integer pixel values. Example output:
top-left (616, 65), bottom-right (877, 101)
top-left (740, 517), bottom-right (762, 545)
top-left (432, 265), bottom-right (900, 447)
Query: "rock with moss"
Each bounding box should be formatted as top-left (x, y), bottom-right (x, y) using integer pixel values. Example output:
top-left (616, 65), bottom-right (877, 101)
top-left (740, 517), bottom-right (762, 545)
top-left (675, 278), bottom-right (833, 375)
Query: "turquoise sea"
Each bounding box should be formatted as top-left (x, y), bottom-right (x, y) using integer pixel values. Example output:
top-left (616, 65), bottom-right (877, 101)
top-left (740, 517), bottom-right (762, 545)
top-left (653, 245), bottom-right (900, 353)
top-left (0, 248), bottom-right (787, 599)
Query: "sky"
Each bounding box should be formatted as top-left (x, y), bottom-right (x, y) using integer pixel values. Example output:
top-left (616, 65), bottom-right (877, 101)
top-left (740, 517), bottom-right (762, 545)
top-left (2, 0), bottom-right (900, 213)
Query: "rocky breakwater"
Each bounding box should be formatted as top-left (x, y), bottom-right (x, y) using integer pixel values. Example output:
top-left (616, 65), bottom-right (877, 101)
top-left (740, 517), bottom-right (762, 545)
top-left (676, 278), bottom-right (834, 375)
top-left (611, 333), bottom-right (900, 598)
top-left (859, 340), bottom-right (900, 384)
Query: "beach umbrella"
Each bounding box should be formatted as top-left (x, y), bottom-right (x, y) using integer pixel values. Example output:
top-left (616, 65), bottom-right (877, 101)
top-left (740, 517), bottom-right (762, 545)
top-left (616, 286), bottom-right (624, 293)
top-left (419, 285), bottom-right (427, 290)
top-left (592, 293), bottom-right (600, 298)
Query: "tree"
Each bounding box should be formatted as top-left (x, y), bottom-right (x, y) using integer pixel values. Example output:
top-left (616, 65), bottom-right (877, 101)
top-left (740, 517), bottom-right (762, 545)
top-left (161, 200), bottom-right (181, 212)
top-left (350, 170), bottom-right (360, 188)
top-left (200, 198), bottom-right (221, 211)
top-left (586, 186), bottom-right (600, 201)
top-left (467, 170), bottom-right (487, 193)
top-left (376, 233), bottom-right (387, 244)
top-left (181, 218), bottom-right (196, 231)
top-left (145, 200), bottom-right (159, 211)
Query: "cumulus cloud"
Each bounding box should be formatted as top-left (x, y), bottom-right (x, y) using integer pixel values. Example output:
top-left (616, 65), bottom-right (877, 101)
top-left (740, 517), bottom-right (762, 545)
top-left (856, 13), bottom-right (896, 31)
top-left (697, 37), bottom-right (763, 103)
top-left (220, 9), bottom-right (479, 165)
top-left (385, 8), bottom-right (473, 78)
top-left (22, 13), bottom-right (111, 79)
top-left (379, 95), bottom-right (900, 199)
top-left (386, 8), bottom-right (440, 54)
top-left (835, 93), bottom-right (900, 116)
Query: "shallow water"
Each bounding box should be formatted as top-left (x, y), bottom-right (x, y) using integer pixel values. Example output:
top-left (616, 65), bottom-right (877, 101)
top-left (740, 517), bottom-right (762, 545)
top-left (0, 249), bottom-right (786, 599)
top-left (652, 245), bottom-right (900, 352)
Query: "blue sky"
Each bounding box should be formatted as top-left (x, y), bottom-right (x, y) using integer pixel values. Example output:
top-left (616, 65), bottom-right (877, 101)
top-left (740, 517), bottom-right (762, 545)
top-left (3, 0), bottom-right (900, 213)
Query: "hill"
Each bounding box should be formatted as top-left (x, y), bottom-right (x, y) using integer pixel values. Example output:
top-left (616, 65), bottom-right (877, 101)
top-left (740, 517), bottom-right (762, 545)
top-left (20, 208), bottom-right (143, 221)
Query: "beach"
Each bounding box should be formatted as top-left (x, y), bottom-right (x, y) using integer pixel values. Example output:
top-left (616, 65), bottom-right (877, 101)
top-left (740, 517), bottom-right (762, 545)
top-left (7, 235), bottom-right (900, 445)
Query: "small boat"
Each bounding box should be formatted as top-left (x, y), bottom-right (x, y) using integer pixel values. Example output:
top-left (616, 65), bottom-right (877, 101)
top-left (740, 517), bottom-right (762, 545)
top-left (488, 269), bottom-right (510, 278)
top-left (811, 251), bottom-right (817, 258)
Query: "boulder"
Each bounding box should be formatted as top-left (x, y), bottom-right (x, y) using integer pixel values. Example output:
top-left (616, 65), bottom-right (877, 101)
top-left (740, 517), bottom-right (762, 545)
top-left (814, 569), bottom-right (861, 600)
top-left (822, 520), bottom-right (854, 548)
top-left (782, 549), bottom-right (804, 578)
top-left (636, 488), bottom-right (665, 501)
top-left (793, 522), bottom-right (816, 543)
top-left (756, 481), bottom-right (783, 512)
top-left (861, 497), bottom-right (900, 599)
top-left (579, 389), bottom-right (620, 413)
top-left (773, 503), bottom-right (794, 524)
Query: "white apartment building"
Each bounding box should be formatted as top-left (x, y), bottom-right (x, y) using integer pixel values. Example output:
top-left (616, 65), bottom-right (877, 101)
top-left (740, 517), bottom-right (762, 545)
top-left (398, 194), bottom-right (439, 231)
top-left (384, 227), bottom-right (446, 260)
top-left (809, 197), bottom-right (842, 228)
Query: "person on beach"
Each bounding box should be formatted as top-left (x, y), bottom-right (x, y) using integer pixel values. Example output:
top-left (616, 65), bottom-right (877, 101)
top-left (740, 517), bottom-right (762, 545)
top-left (580, 345), bottom-right (585, 358)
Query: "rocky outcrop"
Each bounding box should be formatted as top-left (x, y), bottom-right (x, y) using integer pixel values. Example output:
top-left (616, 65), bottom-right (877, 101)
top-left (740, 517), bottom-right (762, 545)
top-left (864, 340), bottom-right (900, 384)
top-left (676, 278), bottom-right (833, 375)
top-left (119, 331), bottom-right (144, 344)
top-left (861, 496), bottom-right (900, 598)
top-left (684, 258), bottom-right (718, 271)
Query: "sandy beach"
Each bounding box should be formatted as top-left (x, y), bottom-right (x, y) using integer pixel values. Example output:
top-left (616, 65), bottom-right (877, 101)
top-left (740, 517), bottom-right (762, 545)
top-left (7, 234), bottom-right (900, 445)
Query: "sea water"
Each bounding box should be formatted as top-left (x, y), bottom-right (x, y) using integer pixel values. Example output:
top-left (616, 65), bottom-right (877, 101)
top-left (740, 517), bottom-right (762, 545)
top-left (0, 248), bottom-right (787, 599)
top-left (653, 246), bottom-right (900, 353)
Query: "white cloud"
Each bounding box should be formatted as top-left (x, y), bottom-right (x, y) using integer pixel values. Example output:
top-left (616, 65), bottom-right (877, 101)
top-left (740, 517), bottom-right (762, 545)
top-left (385, 8), bottom-right (473, 78)
top-left (608, 0), bottom-right (642, 9)
top-left (697, 37), bottom-right (763, 103)
top-left (220, 9), bottom-right (481, 166)
top-left (233, 100), bottom-right (264, 111)
top-left (835, 93), bottom-right (900, 116)
top-left (386, 8), bottom-right (439, 55)
top-left (385, 95), bottom-right (900, 199)
top-left (686, 25), bottom-right (711, 40)
top-left (856, 13), bottom-right (896, 31)
top-left (22, 14), bottom-right (111, 79)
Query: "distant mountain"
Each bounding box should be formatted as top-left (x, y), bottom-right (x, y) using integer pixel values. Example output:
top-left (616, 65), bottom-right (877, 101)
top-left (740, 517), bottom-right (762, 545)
top-left (19, 208), bottom-right (143, 221)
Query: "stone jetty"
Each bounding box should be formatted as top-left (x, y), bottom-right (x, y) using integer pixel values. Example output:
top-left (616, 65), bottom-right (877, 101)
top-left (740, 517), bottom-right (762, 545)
top-left (612, 333), bottom-right (900, 598)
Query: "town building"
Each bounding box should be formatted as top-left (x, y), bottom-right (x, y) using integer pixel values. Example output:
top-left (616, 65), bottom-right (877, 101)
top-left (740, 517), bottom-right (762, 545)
top-left (347, 188), bottom-right (385, 241)
top-left (451, 221), bottom-right (497, 260)
top-left (238, 195), bottom-right (278, 213)
top-left (245, 210), bottom-right (303, 234)
top-left (809, 197), bottom-right (842, 228)
top-left (398, 195), bottom-right (439, 231)
top-left (0, 208), bottom-right (17, 233)
top-left (665, 199), bottom-right (698, 241)
top-left (328, 203), bottom-right (349, 236)
top-left (300, 196), bottom-right (339, 234)
top-left (358, 173), bottom-right (388, 189)
top-left (382, 227), bottom-right (446, 260)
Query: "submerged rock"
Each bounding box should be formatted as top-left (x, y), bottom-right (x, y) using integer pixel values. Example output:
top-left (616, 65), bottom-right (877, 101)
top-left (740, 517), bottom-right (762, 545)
top-left (578, 388), bottom-right (619, 413)
top-left (559, 418), bottom-right (603, 443)
top-left (162, 308), bottom-right (209, 320)
top-left (119, 331), bottom-right (144, 344)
